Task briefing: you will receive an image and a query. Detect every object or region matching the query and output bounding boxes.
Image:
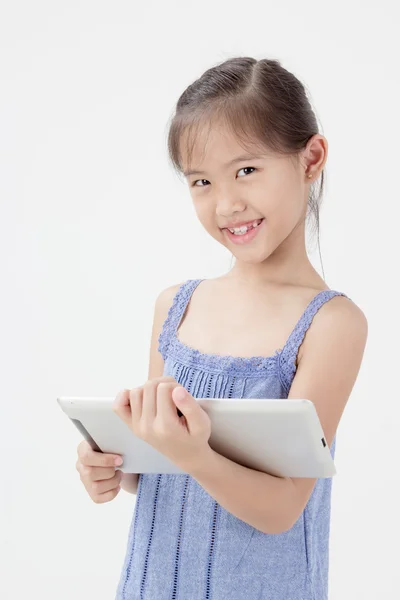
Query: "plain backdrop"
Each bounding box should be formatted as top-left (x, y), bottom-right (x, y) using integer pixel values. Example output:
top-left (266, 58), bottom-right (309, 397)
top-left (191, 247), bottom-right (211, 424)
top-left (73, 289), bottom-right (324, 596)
top-left (1, 1), bottom-right (399, 599)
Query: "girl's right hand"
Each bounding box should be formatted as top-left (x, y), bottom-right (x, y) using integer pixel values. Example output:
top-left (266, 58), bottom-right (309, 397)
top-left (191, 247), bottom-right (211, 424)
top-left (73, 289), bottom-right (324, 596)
top-left (76, 440), bottom-right (123, 504)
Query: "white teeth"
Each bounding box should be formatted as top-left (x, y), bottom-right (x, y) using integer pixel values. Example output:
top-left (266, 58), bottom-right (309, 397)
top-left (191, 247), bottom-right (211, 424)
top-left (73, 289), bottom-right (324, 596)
top-left (230, 226), bottom-right (247, 234)
top-left (228, 219), bottom-right (262, 235)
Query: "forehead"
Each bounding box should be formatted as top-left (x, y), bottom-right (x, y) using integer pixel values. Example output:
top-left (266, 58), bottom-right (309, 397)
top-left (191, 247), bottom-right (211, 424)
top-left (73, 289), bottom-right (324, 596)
top-left (180, 120), bottom-right (269, 177)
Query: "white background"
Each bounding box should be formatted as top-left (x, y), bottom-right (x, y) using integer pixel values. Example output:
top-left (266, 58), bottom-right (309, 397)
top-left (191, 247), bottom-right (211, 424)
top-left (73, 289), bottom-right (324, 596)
top-left (1, 1), bottom-right (399, 598)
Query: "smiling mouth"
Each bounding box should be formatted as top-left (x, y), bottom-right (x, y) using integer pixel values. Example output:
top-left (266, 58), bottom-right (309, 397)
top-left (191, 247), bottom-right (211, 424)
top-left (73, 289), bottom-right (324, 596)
top-left (222, 218), bottom-right (265, 245)
top-left (224, 218), bottom-right (264, 235)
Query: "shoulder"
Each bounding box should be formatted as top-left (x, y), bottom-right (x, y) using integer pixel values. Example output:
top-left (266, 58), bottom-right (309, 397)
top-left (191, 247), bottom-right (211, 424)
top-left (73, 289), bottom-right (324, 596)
top-left (154, 282), bottom-right (186, 313)
top-left (148, 282), bottom-right (186, 378)
top-left (315, 294), bottom-right (368, 338)
top-left (153, 281), bottom-right (190, 329)
top-left (299, 293), bottom-right (368, 367)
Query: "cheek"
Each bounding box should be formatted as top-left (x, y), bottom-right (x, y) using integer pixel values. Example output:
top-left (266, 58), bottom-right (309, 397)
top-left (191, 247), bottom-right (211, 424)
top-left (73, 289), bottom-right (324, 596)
top-left (269, 179), bottom-right (300, 213)
top-left (193, 202), bottom-right (215, 228)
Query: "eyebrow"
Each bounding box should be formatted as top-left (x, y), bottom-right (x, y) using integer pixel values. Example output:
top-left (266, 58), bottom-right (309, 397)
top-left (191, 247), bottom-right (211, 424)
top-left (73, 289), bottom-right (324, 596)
top-left (183, 154), bottom-right (266, 177)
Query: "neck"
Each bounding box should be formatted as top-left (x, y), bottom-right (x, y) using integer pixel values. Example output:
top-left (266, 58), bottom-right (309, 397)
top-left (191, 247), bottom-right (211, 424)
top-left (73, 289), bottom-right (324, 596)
top-left (226, 223), bottom-right (323, 290)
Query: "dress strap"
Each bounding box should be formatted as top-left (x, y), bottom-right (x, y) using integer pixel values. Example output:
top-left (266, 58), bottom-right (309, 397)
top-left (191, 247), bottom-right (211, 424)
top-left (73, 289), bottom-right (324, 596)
top-left (278, 289), bottom-right (349, 394)
top-left (158, 279), bottom-right (204, 360)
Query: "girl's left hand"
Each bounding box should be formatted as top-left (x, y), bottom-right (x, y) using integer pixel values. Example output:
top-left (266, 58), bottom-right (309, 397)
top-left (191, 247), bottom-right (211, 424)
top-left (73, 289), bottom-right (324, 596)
top-left (112, 377), bottom-right (212, 474)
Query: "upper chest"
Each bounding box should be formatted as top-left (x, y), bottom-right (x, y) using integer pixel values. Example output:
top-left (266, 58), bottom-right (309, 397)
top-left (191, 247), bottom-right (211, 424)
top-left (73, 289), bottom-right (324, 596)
top-left (176, 283), bottom-right (322, 361)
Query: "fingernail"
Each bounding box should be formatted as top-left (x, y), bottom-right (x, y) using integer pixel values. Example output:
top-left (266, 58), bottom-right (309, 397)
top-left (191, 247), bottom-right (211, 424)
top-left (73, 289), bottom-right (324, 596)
top-left (114, 456), bottom-right (123, 466)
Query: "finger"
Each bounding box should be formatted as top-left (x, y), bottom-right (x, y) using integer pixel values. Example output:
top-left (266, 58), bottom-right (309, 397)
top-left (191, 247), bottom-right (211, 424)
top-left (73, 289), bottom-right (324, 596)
top-left (91, 471), bottom-right (122, 495)
top-left (112, 380), bottom-right (176, 429)
top-left (79, 445), bottom-right (122, 468)
top-left (93, 486), bottom-right (121, 504)
top-left (152, 378), bottom-right (183, 417)
top-left (80, 465), bottom-right (119, 482)
top-left (141, 375), bottom-right (178, 425)
top-left (141, 380), bottom-right (157, 425)
top-left (129, 387), bottom-right (143, 428)
top-left (113, 389), bottom-right (134, 428)
top-left (77, 440), bottom-right (90, 455)
top-left (141, 377), bottom-right (177, 422)
top-left (156, 382), bottom-right (179, 429)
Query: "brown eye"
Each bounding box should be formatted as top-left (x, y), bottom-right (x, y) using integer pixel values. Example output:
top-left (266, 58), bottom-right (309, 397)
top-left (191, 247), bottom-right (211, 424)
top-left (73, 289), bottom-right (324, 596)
top-left (192, 179), bottom-right (209, 188)
top-left (237, 167), bottom-right (256, 177)
top-left (192, 167), bottom-right (256, 188)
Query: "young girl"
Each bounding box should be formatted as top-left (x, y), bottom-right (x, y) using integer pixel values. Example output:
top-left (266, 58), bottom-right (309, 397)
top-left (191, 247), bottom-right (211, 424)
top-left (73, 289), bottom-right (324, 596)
top-left (77, 56), bottom-right (367, 600)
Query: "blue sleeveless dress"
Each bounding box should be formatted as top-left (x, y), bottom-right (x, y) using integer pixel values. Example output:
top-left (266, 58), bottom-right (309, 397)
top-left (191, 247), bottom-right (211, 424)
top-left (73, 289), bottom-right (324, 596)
top-left (116, 279), bottom-right (348, 600)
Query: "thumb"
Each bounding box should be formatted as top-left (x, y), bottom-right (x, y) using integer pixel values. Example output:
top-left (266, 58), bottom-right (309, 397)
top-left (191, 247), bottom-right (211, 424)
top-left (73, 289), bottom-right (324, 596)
top-left (172, 386), bottom-right (189, 406)
top-left (172, 387), bottom-right (209, 435)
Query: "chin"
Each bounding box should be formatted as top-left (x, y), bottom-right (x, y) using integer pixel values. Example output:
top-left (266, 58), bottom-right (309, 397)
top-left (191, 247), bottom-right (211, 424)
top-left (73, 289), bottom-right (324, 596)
top-left (214, 229), bottom-right (274, 262)
top-left (231, 246), bottom-right (272, 264)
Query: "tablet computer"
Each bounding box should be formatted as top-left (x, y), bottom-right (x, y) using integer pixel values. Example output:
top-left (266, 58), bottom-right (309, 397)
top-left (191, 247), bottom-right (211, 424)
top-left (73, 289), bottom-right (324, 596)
top-left (57, 397), bottom-right (336, 478)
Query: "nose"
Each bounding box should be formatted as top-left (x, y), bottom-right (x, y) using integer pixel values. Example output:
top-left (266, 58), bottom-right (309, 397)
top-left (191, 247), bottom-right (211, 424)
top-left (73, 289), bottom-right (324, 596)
top-left (215, 192), bottom-right (247, 219)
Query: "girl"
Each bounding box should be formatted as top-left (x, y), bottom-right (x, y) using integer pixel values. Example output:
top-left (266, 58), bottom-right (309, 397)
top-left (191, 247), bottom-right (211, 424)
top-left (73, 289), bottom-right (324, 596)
top-left (79, 56), bottom-right (368, 600)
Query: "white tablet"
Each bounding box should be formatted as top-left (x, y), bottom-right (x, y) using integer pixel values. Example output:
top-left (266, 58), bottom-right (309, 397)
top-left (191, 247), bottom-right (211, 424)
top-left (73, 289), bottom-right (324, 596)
top-left (57, 397), bottom-right (336, 478)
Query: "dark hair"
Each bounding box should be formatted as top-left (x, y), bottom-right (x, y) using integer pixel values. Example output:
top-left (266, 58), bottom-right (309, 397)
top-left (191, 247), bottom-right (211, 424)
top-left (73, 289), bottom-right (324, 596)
top-left (166, 56), bottom-right (325, 271)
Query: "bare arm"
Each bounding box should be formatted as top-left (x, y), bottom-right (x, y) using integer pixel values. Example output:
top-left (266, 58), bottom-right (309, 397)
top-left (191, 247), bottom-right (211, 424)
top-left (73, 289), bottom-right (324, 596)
top-left (120, 282), bottom-right (182, 494)
top-left (186, 297), bottom-right (368, 533)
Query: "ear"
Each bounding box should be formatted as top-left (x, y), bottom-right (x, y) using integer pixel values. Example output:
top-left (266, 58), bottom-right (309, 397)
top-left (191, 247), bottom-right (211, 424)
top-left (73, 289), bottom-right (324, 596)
top-left (302, 134), bottom-right (328, 178)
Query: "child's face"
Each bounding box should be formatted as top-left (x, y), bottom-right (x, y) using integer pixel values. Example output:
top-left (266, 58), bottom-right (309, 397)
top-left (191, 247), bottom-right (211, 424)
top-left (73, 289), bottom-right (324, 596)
top-left (181, 121), bottom-right (311, 264)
